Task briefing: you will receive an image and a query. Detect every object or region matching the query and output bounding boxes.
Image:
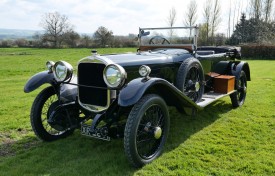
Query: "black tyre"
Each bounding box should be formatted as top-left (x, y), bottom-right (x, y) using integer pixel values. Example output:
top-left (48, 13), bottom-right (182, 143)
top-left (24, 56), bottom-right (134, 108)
top-left (30, 86), bottom-right (74, 141)
top-left (176, 58), bottom-right (204, 103)
top-left (124, 94), bottom-right (170, 168)
top-left (230, 70), bottom-right (247, 107)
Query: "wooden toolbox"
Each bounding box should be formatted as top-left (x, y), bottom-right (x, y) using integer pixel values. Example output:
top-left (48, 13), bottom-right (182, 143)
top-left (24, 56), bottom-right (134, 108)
top-left (214, 75), bottom-right (235, 94)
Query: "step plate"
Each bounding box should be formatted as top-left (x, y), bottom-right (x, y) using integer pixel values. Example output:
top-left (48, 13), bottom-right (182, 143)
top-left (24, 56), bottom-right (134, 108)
top-left (197, 90), bottom-right (236, 108)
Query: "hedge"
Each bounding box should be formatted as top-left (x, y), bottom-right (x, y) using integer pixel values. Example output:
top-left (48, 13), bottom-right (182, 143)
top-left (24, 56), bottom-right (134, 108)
top-left (241, 45), bottom-right (275, 59)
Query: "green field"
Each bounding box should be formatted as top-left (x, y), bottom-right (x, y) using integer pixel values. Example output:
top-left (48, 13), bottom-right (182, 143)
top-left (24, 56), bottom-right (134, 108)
top-left (0, 48), bottom-right (274, 175)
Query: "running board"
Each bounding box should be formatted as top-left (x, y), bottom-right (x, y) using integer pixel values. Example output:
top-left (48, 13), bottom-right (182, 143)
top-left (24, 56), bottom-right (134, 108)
top-left (197, 90), bottom-right (236, 108)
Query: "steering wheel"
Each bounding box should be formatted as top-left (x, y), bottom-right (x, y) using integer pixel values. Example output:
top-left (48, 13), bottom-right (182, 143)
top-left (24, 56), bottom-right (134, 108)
top-left (149, 36), bottom-right (170, 44)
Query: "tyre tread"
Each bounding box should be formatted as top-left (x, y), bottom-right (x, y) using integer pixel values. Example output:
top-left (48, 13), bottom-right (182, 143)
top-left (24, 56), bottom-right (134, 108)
top-left (124, 94), bottom-right (168, 168)
top-left (124, 94), bottom-right (154, 167)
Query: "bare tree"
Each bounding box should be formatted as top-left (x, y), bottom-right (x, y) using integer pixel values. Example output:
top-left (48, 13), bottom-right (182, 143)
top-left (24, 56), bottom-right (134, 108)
top-left (167, 7), bottom-right (177, 27)
top-left (93, 26), bottom-right (114, 47)
top-left (184, 0), bottom-right (198, 40)
top-left (40, 11), bottom-right (73, 48)
top-left (232, 0), bottom-right (237, 35)
top-left (63, 30), bottom-right (80, 48)
top-left (236, 0), bottom-right (242, 25)
top-left (215, 33), bottom-right (226, 46)
top-left (198, 23), bottom-right (208, 45)
top-left (203, 0), bottom-right (212, 44)
top-left (227, 0), bottom-right (232, 38)
top-left (184, 0), bottom-right (198, 27)
top-left (167, 7), bottom-right (177, 40)
top-left (32, 32), bottom-right (44, 47)
top-left (250, 0), bottom-right (262, 20)
top-left (211, 0), bottom-right (221, 44)
top-left (80, 34), bottom-right (92, 48)
top-left (263, 0), bottom-right (274, 22)
top-left (232, 0), bottom-right (242, 35)
top-left (245, 0), bottom-right (250, 19)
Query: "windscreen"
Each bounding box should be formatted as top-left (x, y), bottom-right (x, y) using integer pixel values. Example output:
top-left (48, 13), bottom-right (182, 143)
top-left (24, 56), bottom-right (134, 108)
top-left (139, 27), bottom-right (197, 46)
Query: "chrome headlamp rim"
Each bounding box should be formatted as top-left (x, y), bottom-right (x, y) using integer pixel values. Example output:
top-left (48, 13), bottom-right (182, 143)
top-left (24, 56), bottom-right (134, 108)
top-left (139, 65), bottom-right (151, 77)
top-left (53, 61), bottom-right (73, 82)
top-left (103, 64), bottom-right (127, 89)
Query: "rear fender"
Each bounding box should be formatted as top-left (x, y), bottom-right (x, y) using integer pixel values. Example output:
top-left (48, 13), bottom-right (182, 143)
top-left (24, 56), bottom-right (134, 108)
top-left (118, 78), bottom-right (202, 111)
top-left (24, 71), bottom-right (55, 93)
top-left (231, 61), bottom-right (251, 81)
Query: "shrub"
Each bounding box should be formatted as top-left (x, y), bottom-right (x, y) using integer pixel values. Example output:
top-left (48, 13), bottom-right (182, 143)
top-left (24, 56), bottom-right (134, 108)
top-left (241, 45), bottom-right (275, 59)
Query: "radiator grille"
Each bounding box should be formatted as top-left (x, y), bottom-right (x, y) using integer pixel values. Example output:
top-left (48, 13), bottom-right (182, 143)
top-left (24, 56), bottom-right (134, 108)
top-left (78, 63), bottom-right (108, 107)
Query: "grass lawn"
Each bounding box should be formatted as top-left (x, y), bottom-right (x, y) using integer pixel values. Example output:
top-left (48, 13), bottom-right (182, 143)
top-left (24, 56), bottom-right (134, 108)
top-left (0, 48), bottom-right (274, 175)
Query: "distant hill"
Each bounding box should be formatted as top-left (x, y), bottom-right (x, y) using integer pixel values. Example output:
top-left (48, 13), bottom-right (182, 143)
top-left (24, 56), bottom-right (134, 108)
top-left (0, 28), bottom-right (43, 40)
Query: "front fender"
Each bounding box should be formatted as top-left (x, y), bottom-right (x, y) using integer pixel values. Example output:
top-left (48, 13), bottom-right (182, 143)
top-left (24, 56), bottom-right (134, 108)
top-left (24, 71), bottom-right (55, 93)
top-left (118, 77), bottom-right (201, 110)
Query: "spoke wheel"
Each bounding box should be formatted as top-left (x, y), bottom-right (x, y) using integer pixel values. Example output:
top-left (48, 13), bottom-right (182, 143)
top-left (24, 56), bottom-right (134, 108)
top-left (30, 86), bottom-right (74, 141)
top-left (176, 58), bottom-right (204, 103)
top-left (230, 71), bottom-right (247, 107)
top-left (124, 94), bottom-right (169, 168)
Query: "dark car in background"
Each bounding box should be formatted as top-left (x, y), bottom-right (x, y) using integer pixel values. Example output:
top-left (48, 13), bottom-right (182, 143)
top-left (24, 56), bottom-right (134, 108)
top-left (24, 26), bottom-right (250, 167)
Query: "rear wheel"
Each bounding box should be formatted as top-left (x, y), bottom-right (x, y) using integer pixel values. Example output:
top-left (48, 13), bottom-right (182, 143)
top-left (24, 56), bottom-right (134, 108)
top-left (30, 86), bottom-right (74, 141)
top-left (230, 71), bottom-right (247, 107)
top-left (124, 94), bottom-right (170, 168)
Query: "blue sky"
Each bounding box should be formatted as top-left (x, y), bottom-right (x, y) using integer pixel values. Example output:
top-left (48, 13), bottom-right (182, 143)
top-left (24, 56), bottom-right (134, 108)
top-left (0, 0), bottom-right (249, 35)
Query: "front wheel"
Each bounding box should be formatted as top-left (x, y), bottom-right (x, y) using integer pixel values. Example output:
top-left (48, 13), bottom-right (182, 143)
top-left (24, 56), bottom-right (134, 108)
top-left (30, 86), bottom-right (74, 141)
top-left (124, 94), bottom-right (170, 168)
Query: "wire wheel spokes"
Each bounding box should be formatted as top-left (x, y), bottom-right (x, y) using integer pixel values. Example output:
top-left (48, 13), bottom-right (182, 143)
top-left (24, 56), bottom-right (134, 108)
top-left (184, 67), bottom-right (201, 102)
top-left (41, 95), bottom-right (65, 135)
top-left (136, 105), bottom-right (164, 159)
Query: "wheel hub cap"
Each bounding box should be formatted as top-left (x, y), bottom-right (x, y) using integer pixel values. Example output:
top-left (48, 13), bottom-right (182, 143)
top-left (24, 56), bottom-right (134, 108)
top-left (195, 82), bottom-right (200, 92)
top-left (154, 127), bottom-right (162, 139)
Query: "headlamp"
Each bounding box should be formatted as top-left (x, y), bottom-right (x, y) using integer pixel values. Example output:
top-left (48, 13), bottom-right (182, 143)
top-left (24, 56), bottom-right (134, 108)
top-left (53, 61), bottom-right (73, 82)
top-left (46, 61), bottom-right (55, 72)
top-left (103, 64), bottom-right (126, 88)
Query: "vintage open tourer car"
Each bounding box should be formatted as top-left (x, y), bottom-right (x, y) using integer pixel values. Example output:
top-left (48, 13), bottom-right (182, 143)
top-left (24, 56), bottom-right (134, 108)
top-left (24, 26), bottom-right (250, 167)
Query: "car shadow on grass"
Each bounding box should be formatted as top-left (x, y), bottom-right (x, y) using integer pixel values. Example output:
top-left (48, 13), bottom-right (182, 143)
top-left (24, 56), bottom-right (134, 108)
top-left (165, 100), bottom-right (233, 152)
top-left (0, 100), bottom-right (233, 175)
